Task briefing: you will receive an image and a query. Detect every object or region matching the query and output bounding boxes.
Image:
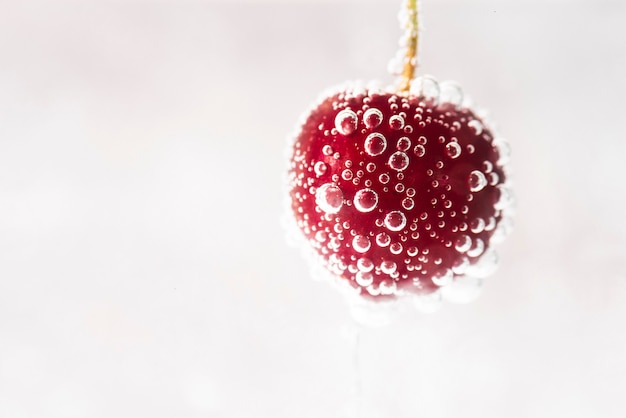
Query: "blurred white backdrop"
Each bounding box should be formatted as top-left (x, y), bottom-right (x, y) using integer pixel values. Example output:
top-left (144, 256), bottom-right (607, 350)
top-left (1, 1), bottom-right (625, 417)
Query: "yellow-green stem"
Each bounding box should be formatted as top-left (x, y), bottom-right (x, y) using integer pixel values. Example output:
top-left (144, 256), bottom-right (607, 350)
top-left (398, 0), bottom-right (419, 93)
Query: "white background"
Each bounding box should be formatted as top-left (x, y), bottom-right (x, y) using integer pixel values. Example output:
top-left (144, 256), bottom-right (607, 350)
top-left (1, 1), bottom-right (625, 417)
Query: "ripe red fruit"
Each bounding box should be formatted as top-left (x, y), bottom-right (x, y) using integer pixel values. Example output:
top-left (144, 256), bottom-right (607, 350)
top-left (286, 80), bottom-right (513, 301)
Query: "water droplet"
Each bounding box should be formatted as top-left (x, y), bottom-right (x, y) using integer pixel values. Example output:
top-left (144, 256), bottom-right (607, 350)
top-left (413, 144), bottom-right (425, 157)
top-left (352, 235), bottom-right (371, 253)
top-left (315, 183), bottom-right (344, 214)
top-left (389, 115), bottom-right (405, 130)
top-left (334, 109), bottom-right (358, 135)
top-left (388, 152), bottom-right (409, 171)
top-left (357, 258), bottom-right (374, 273)
top-left (454, 235), bottom-right (472, 253)
top-left (384, 211), bottom-right (407, 232)
top-left (396, 137), bottom-right (411, 152)
top-left (364, 133), bottom-right (387, 156)
top-left (322, 145), bottom-right (333, 156)
top-left (467, 238), bottom-right (485, 257)
top-left (468, 170), bottom-right (488, 192)
top-left (379, 173), bottom-right (390, 184)
top-left (445, 142), bottom-right (462, 159)
top-left (390, 242), bottom-right (403, 254)
top-left (314, 161), bottom-right (327, 177)
top-left (354, 188), bottom-right (379, 213)
top-left (468, 119), bottom-right (483, 135)
top-left (376, 232), bottom-right (391, 247)
top-left (381, 260), bottom-right (397, 274)
top-left (363, 108), bottom-right (383, 129)
top-left (355, 271), bottom-right (374, 287)
top-left (341, 169), bottom-right (353, 181)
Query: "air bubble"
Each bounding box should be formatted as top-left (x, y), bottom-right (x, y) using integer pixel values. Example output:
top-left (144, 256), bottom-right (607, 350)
top-left (389, 115), bottom-right (405, 130)
top-left (495, 185), bottom-right (514, 210)
top-left (315, 183), bottom-right (344, 214)
top-left (468, 170), bottom-right (488, 192)
top-left (402, 197), bottom-right (414, 210)
top-left (396, 137), bottom-right (411, 151)
top-left (432, 269), bottom-right (454, 286)
top-left (390, 242), bottom-right (403, 255)
top-left (379, 173), bottom-right (390, 184)
top-left (376, 232), bottom-right (391, 247)
top-left (322, 145), bottom-right (333, 156)
top-left (364, 133), bottom-right (387, 156)
top-left (357, 258), bottom-right (374, 273)
top-left (366, 162), bottom-right (376, 173)
top-left (454, 235), bottom-right (472, 253)
top-left (335, 109), bottom-right (358, 135)
top-left (468, 119), bottom-right (483, 135)
top-left (445, 142), bottom-right (462, 159)
top-left (384, 211), bottom-right (407, 232)
top-left (341, 169), bottom-right (353, 181)
top-left (379, 279), bottom-right (397, 295)
top-left (315, 231), bottom-right (327, 243)
top-left (467, 238), bottom-right (485, 257)
top-left (354, 188), bottom-right (379, 213)
top-left (355, 271), bottom-right (374, 287)
top-left (363, 108), bottom-right (383, 129)
top-left (314, 161), bottom-right (327, 177)
top-left (380, 260), bottom-right (397, 274)
top-left (388, 152), bottom-right (409, 171)
top-left (470, 218), bottom-right (486, 234)
top-left (413, 144), bottom-right (425, 157)
top-left (352, 235), bottom-right (371, 253)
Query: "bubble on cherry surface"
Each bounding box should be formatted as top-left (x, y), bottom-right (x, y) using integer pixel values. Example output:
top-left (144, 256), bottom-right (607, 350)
top-left (468, 119), bottom-right (483, 135)
top-left (445, 142), bottom-right (462, 159)
top-left (467, 238), bottom-right (485, 257)
top-left (334, 109), bottom-right (358, 135)
top-left (410, 76), bottom-right (440, 103)
top-left (363, 108), bottom-right (383, 129)
top-left (439, 81), bottom-right (464, 107)
top-left (357, 257), bottom-right (374, 273)
top-left (465, 249), bottom-right (499, 278)
top-left (413, 144), bottom-right (426, 157)
top-left (315, 183), bottom-right (343, 214)
top-left (432, 269), bottom-right (454, 286)
top-left (355, 271), bottom-right (374, 287)
top-left (441, 276), bottom-right (483, 304)
top-left (341, 169), bottom-right (353, 181)
top-left (376, 232), bottom-right (391, 247)
top-left (352, 235), bottom-right (371, 253)
top-left (402, 197), bottom-right (414, 210)
top-left (388, 152), bottom-right (409, 171)
top-left (380, 260), bottom-right (397, 275)
top-left (389, 242), bottom-right (403, 255)
top-left (455, 235), bottom-right (472, 253)
top-left (396, 137), bottom-right (411, 152)
top-left (468, 170), bottom-right (488, 192)
top-left (494, 138), bottom-right (512, 165)
top-left (354, 188), bottom-right (379, 213)
top-left (384, 211), bottom-right (407, 232)
top-left (379, 279), bottom-right (397, 295)
top-left (322, 144), bottom-right (333, 156)
top-left (470, 218), bottom-right (486, 234)
top-left (379, 173), bottom-right (390, 184)
top-left (314, 161), bottom-right (327, 177)
top-left (495, 185), bottom-right (514, 210)
top-left (389, 114), bottom-right (405, 131)
top-left (364, 133), bottom-right (387, 156)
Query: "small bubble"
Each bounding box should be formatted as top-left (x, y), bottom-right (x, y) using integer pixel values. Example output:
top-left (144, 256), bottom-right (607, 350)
top-left (495, 185), bottom-right (514, 210)
top-left (389, 115), bottom-right (405, 130)
top-left (315, 183), bottom-right (344, 214)
top-left (414, 145), bottom-right (426, 157)
top-left (445, 142), bottom-right (462, 159)
top-left (322, 145), bottom-right (333, 156)
top-left (483, 161), bottom-right (493, 173)
top-left (354, 188), bottom-right (379, 213)
top-left (352, 235), bottom-right (371, 253)
top-left (314, 161), bottom-right (327, 177)
top-left (341, 169), bottom-right (353, 181)
top-left (355, 271), bottom-right (374, 287)
top-left (406, 188), bottom-right (416, 197)
top-left (363, 108), bottom-right (383, 129)
top-left (432, 269), bottom-right (453, 286)
top-left (315, 231), bottom-right (327, 243)
top-left (357, 258), bottom-right (374, 273)
top-left (395, 183), bottom-right (405, 193)
top-left (364, 133), bottom-right (387, 156)
top-left (468, 119), bottom-right (483, 135)
top-left (376, 232), bottom-right (391, 247)
top-left (385, 211), bottom-right (407, 232)
top-left (335, 109), bottom-right (358, 135)
top-left (468, 170), bottom-right (488, 192)
top-left (454, 235), bottom-right (472, 253)
top-left (380, 260), bottom-right (397, 274)
top-left (407, 246), bottom-right (418, 256)
top-left (489, 172), bottom-right (500, 186)
top-left (379, 279), bottom-right (397, 295)
top-left (366, 162), bottom-right (376, 173)
top-left (467, 238), bottom-right (485, 257)
top-left (470, 218), bottom-right (486, 233)
top-left (390, 242), bottom-right (403, 255)
top-left (396, 137), bottom-right (411, 151)
top-left (379, 173), bottom-right (390, 184)
top-left (388, 152), bottom-right (409, 171)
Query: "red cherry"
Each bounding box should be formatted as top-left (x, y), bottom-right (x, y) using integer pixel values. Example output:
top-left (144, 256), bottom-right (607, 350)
top-left (286, 82), bottom-right (513, 301)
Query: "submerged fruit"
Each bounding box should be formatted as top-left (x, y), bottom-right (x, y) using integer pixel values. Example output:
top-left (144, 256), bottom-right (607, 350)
top-left (286, 80), bottom-right (513, 301)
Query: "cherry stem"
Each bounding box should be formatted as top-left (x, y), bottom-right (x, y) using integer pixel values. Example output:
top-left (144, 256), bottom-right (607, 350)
top-left (398, 0), bottom-right (419, 93)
